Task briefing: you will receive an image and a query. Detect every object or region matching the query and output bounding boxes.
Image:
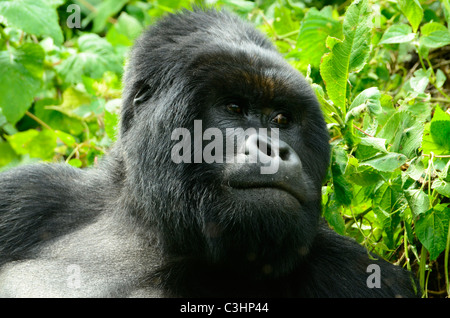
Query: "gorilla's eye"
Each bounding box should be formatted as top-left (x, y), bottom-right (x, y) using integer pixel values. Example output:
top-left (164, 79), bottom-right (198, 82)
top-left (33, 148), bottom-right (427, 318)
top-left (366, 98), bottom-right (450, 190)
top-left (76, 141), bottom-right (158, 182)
top-left (226, 103), bottom-right (243, 114)
top-left (272, 113), bottom-right (290, 125)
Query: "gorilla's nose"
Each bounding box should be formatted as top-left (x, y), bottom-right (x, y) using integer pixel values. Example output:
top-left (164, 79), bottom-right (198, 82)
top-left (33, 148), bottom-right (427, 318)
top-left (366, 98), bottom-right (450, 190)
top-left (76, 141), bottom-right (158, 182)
top-left (223, 132), bottom-right (307, 202)
top-left (241, 133), bottom-right (302, 175)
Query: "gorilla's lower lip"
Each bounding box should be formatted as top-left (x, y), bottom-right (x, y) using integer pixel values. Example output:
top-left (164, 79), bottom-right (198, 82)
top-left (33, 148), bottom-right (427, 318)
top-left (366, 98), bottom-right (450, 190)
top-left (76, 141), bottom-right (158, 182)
top-left (225, 182), bottom-right (303, 203)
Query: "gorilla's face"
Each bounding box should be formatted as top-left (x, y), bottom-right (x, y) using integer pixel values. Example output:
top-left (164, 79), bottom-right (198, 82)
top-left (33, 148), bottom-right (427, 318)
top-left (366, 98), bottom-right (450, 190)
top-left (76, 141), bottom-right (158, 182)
top-left (121, 11), bottom-right (330, 278)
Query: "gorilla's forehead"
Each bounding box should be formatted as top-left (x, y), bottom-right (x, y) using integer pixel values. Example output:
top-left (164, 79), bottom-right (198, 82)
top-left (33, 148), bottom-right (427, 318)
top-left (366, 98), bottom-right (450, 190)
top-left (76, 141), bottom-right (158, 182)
top-left (186, 44), bottom-right (312, 105)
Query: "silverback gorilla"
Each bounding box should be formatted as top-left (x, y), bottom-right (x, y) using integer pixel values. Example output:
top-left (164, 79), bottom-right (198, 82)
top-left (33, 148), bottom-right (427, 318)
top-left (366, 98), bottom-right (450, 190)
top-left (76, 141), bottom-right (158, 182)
top-left (0, 8), bottom-right (417, 297)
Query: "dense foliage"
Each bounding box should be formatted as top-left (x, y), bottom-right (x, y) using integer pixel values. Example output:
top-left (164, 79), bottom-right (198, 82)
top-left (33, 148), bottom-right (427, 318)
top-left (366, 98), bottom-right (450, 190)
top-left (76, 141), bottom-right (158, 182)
top-left (0, 0), bottom-right (449, 297)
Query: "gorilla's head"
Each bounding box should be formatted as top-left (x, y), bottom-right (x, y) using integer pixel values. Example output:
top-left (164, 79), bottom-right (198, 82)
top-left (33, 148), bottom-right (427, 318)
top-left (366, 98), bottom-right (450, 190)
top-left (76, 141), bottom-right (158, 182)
top-left (118, 9), bottom-right (330, 278)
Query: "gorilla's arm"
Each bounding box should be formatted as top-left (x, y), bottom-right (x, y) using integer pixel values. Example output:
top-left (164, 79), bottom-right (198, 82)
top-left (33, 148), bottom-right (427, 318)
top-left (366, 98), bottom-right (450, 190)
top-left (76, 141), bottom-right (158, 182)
top-left (0, 164), bottom-right (101, 266)
top-left (301, 225), bottom-right (417, 298)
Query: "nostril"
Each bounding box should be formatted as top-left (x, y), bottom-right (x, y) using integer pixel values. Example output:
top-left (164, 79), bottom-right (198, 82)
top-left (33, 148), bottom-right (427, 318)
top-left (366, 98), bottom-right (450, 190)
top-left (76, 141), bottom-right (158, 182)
top-left (257, 138), bottom-right (273, 157)
top-left (279, 147), bottom-right (290, 161)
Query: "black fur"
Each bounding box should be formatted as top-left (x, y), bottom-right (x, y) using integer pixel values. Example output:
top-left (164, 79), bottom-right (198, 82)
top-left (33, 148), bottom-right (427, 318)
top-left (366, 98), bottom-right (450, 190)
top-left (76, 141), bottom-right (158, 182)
top-left (0, 8), bottom-right (417, 297)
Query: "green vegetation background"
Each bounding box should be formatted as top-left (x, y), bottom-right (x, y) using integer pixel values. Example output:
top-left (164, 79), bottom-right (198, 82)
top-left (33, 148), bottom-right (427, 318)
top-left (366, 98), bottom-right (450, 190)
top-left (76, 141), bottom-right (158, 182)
top-left (0, 0), bottom-right (450, 297)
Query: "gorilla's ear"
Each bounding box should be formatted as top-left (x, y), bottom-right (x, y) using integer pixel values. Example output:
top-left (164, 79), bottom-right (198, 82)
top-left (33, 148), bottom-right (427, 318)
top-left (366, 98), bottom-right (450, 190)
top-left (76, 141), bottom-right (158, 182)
top-left (133, 83), bottom-right (152, 107)
top-left (121, 82), bottom-right (153, 135)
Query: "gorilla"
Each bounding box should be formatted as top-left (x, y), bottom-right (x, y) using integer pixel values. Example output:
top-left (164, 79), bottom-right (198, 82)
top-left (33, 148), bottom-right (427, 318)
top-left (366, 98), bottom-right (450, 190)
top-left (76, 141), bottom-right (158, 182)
top-left (0, 8), bottom-right (417, 297)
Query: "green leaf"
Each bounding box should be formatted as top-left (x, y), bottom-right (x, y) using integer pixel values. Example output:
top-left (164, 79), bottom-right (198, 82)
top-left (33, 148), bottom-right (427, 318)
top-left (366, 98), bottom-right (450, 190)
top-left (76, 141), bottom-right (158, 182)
top-left (432, 105), bottom-right (450, 122)
top-left (436, 69), bottom-right (447, 89)
top-left (311, 83), bottom-right (339, 124)
top-left (397, 0), bottom-right (423, 33)
top-left (296, 6), bottom-right (342, 68)
top-left (0, 0), bottom-right (63, 44)
top-left (410, 69), bottom-right (431, 94)
top-left (443, 0), bottom-right (450, 31)
top-left (0, 44), bottom-right (44, 124)
top-left (320, 0), bottom-right (372, 111)
top-left (104, 99), bottom-right (121, 142)
top-left (380, 24), bottom-right (415, 44)
top-left (429, 106), bottom-right (450, 152)
top-left (359, 137), bottom-right (388, 154)
top-left (372, 179), bottom-right (404, 248)
top-left (432, 180), bottom-right (450, 197)
top-left (378, 110), bottom-right (424, 158)
top-left (420, 22), bottom-right (450, 49)
top-left (422, 123), bottom-right (448, 155)
top-left (415, 206), bottom-right (450, 260)
top-left (0, 140), bottom-right (17, 167)
top-left (57, 34), bottom-right (123, 83)
top-left (360, 152), bottom-right (407, 172)
top-left (331, 145), bottom-right (353, 205)
top-left (347, 166), bottom-right (383, 186)
top-left (68, 158), bottom-right (82, 168)
top-left (345, 87), bottom-right (381, 122)
top-left (91, 0), bottom-right (129, 33)
top-left (6, 129), bottom-right (56, 160)
top-left (116, 12), bottom-right (143, 41)
top-left (404, 189), bottom-right (430, 217)
top-left (324, 193), bottom-right (346, 235)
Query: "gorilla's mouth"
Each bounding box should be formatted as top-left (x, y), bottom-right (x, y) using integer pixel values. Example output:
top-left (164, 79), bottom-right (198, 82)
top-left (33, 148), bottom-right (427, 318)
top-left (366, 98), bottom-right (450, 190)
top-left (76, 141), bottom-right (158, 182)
top-left (225, 180), bottom-right (305, 205)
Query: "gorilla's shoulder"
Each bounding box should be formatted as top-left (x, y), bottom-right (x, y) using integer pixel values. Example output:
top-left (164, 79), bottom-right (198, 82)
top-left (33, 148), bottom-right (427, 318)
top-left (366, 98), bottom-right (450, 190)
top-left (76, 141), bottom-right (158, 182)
top-left (0, 164), bottom-right (103, 265)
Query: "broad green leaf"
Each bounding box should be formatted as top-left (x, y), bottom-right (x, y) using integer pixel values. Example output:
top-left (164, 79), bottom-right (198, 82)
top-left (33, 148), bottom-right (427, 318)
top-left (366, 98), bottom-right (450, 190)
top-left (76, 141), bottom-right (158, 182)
top-left (405, 101), bottom-right (432, 122)
top-left (0, 141), bottom-right (17, 167)
top-left (360, 137), bottom-right (387, 154)
top-left (378, 110), bottom-right (424, 158)
top-left (421, 22), bottom-right (448, 36)
top-left (443, 0), bottom-right (450, 31)
top-left (345, 87), bottom-right (381, 122)
top-left (331, 145), bottom-right (353, 205)
top-left (429, 106), bottom-right (450, 152)
top-left (55, 130), bottom-right (76, 147)
top-left (360, 152), bottom-right (407, 172)
top-left (0, 0), bottom-right (63, 44)
top-left (68, 158), bottom-right (82, 168)
top-left (347, 166), bottom-right (383, 186)
top-left (57, 34), bottom-right (123, 84)
top-left (415, 206), bottom-right (450, 260)
top-left (0, 44), bottom-right (44, 124)
top-left (296, 6), bottom-right (342, 68)
top-left (420, 22), bottom-right (450, 49)
top-left (273, 6), bottom-right (299, 37)
top-left (436, 69), bottom-right (447, 89)
top-left (6, 129), bottom-right (56, 160)
top-left (116, 12), bottom-right (143, 41)
top-left (376, 94), bottom-right (396, 127)
top-left (372, 179), bottom-right (404, 248)
top-left (311, 83), bottom-right (340, 125)
top-left (405, 156), bottom-right (426, 181)
top-left (404, 189), bottom-right (430, 217)
top-left (432, 180), bottom-right (450, 197)
top-left (320, 0), bottom-right (371, 111)
top-left (324, 193), bottom-right (346, 235)
top-left (410, 69), bottom-right (431, 94)
top-left (91, 0), bottom-right (129, 33)
top-left (422, 122), bottom-right (448, 155)
top-left (432, 105), bottom-right (450, 122)
top-left (421, 30), bottom-right (450, 49)
top-left (439, 160), bottom-right (450, 182)
top-left (380, 24), bottom-right (415, 44)
top-left (397, 0), bottom-right (423, 33)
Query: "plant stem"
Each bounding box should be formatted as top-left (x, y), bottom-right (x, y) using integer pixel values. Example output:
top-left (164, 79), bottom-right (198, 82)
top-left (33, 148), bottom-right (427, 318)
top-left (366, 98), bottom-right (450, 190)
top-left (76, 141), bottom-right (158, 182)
top-left (25, 111), bottom-right (52, 130)
top-left (419, 245), bottom-right (428, 297)
top-left (445, 219), bottom-right (450, 296)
